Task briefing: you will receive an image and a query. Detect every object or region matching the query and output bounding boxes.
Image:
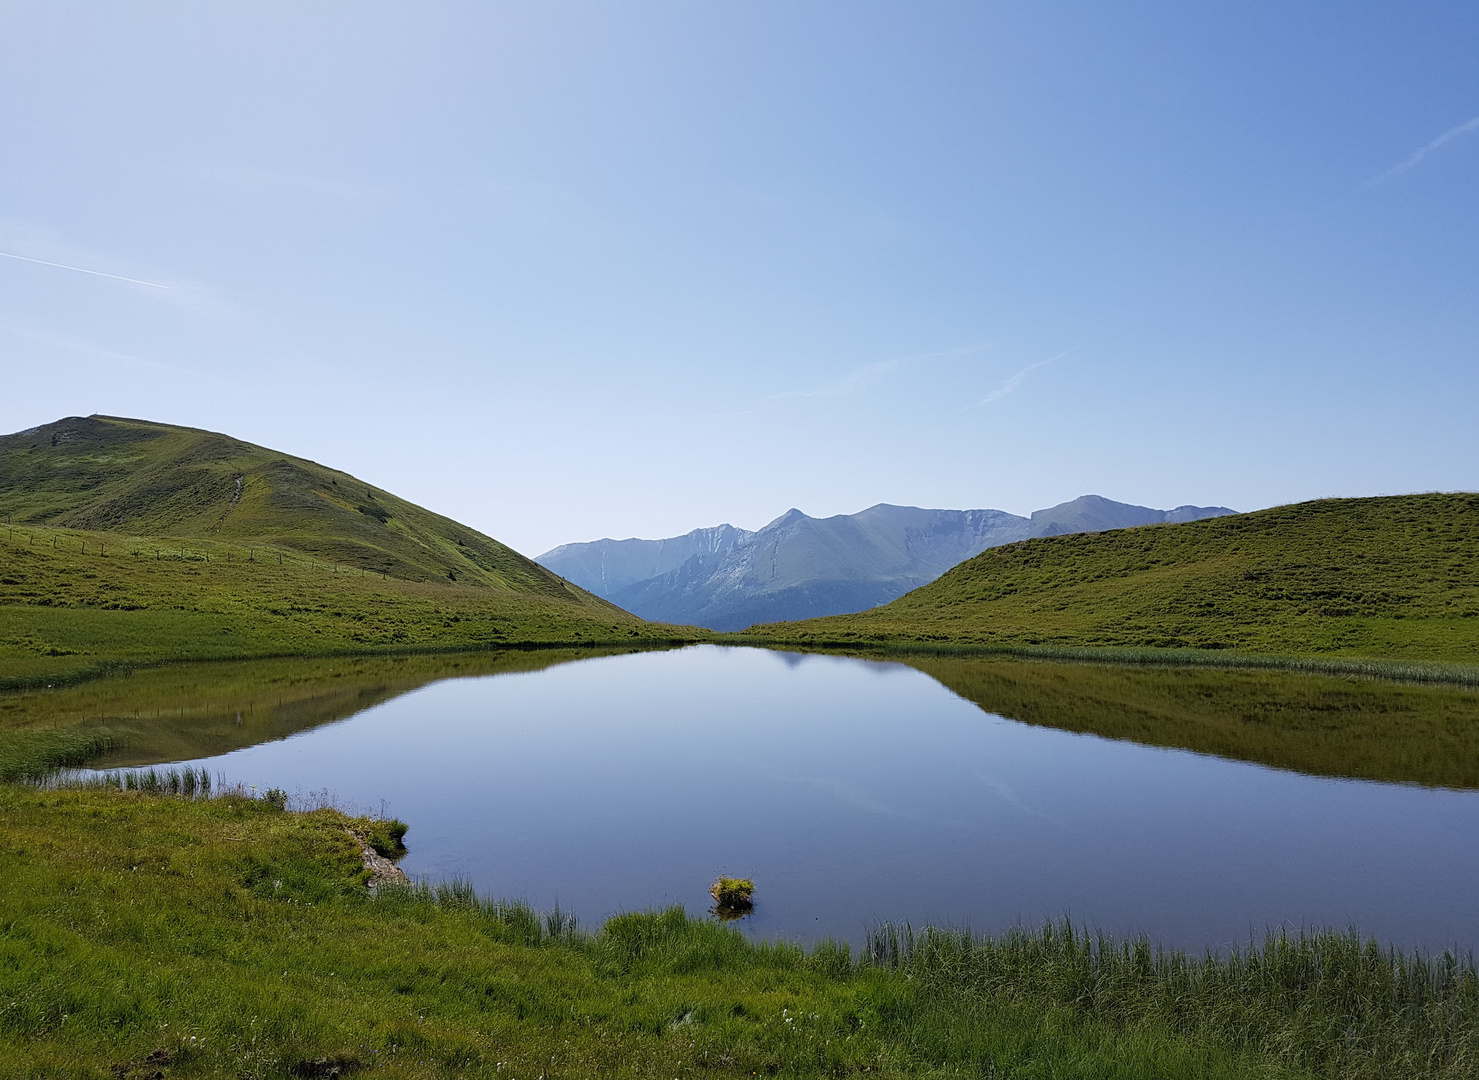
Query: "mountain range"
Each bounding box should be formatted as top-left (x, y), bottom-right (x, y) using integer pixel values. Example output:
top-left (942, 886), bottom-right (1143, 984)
top-left (537, 496), bottom-right (1236, 630)
top-left (745, 493), bottom-right (1479, 665)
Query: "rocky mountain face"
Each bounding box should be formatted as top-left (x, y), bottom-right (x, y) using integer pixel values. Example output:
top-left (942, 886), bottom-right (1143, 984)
top-left (536, 496), bottom-right (1236, 631)
top-left (535, 523), bottom-right (754, 598)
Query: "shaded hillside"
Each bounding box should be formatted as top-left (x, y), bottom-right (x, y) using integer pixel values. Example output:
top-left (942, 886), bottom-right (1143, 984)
top-left (743, 494), bottom-right (1479, 664)
top-left (0, 415), bottom-right (564, 591)
top-left (540, 497), bottom-right (1233, 630)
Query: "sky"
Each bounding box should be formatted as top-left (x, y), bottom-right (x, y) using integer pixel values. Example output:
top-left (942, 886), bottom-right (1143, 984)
top-left (2, 2), bottom-right (1476, 557)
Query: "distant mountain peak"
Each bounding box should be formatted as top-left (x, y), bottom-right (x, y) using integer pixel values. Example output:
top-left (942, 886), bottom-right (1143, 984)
top-left (538, 496), bottom-right (1237, 631)
top-left (766, 507), bottom-right (811, 528)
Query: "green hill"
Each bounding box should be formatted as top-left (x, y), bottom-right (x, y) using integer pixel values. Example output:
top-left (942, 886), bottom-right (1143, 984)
top-left (2, 414), bottom-right (568, 588)
top-left (741, 494), bottom-right (1479, 666)
top-left (0, 416), bottom-right (698, 683)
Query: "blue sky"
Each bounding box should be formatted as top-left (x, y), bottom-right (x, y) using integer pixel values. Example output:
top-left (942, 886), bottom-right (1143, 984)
top-left (2, 2), bottom-right (1476, 555)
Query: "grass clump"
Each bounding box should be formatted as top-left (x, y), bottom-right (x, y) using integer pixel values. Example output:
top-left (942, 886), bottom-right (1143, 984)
top-left (709, 875), bottom-right (755, 919)
top-left (739, 493), bottom-right (1479, 666)
top-left (103, 764), bottom-right (215, 796)
top-left (363, 815), bottom-right (409, 857)
top-left (4, 782), bottom-right (1478, 1077)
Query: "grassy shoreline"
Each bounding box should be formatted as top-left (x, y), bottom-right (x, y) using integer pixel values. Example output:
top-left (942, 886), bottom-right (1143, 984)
top-left (13, 631), bottom-right (1479, 700)
top-left (0, 636), bottom-right (704, 695)
top-left (0, 518), bottom-right (710, 690)
top-left (5, 782), bottom-right (1478, 1078)
top-left (9, 635), bottom-right (1477, 703)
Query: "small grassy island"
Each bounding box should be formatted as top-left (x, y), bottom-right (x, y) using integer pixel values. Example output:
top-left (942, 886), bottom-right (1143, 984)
top-left (5, 416), bottom-right (1479, 1076)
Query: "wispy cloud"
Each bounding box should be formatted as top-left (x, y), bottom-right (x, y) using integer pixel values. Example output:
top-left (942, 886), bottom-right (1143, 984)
top-left (0, 250), bottom-right (170, 289)
top-left (770, 343), bottom-right (993, 402)
top-left (0, 317), bottom-right (228, 386)
top-left (970, 348), bottom-right (1074, 408)
top-left (1363, 115), bottom-right (1479, 187)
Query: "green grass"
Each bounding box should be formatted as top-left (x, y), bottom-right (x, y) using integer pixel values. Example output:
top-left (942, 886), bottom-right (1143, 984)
top-left (0, 416), bottom-right (707, 685)
top-left (10, 781), bottom-right (1476, 1079)
top-left (0, 522), bottom-right (702, 685)
top-left (737, 494), bottom-right (1479, 666)
top-left (867, 921), bottom-right (1479, 1079)
top-left (0, 415), bottom-right (574, 590)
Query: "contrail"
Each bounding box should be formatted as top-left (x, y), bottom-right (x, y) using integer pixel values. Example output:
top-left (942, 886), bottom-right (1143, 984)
top-left (1364, 115), bottom-right (1479, 187)
top-left (973, 347), bottom-right (1075, 407)
top-left (0, 250), bottom-right (170, 289)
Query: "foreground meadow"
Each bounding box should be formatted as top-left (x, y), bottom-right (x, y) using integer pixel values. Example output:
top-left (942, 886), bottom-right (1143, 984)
top-left (3, 783), bottom-right (1478, 1079)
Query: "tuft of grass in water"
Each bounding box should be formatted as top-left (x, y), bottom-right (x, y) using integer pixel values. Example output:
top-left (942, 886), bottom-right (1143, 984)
top-left (709, 875), bottom-right (756, 920)
top-left (710, 876), bottom-right (755, 905)
top-left (53, 764), bottom-right (217, 796)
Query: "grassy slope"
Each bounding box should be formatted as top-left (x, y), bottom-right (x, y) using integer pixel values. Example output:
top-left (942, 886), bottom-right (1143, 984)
top-left (10, 784), bottom-right (1476, 1080)
top-left (0, 415), bottom-right (561, 588)
top-left (0, 417), bottom-right (701, 682)
top-left (742, 494), bottom-right (1479, 665)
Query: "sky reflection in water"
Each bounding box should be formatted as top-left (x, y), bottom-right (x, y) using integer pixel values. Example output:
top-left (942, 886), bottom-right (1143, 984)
top-left (166, 646), bottom-right (1479, 949)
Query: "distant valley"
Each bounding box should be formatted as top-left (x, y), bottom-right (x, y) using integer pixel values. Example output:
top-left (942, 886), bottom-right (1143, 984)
top-left (537, 495), bottom-right (1236, 630)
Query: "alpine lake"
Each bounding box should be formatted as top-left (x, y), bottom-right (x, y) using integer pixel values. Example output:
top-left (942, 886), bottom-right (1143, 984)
top-left (17, 644), bottom-right (1479, 951)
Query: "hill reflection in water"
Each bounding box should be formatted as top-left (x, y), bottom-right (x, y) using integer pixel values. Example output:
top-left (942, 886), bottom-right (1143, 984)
top-left (43, 645), bottom-right (1479, 950)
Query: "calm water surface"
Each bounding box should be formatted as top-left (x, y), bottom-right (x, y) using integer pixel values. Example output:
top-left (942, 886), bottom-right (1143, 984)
top-left (152, 646), bottom-right (1479, 949)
